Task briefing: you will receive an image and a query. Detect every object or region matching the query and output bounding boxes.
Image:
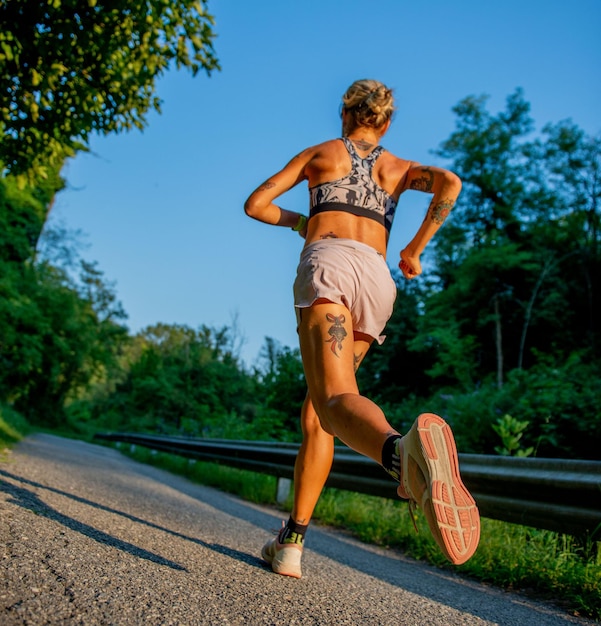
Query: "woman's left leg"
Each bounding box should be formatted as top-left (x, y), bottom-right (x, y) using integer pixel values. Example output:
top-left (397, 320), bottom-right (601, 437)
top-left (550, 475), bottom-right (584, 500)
top-left (298, 300), bottom-right (401, 463)
top-left (290, 394), bottom-right (334, 525)
top-left (291, 334), bottom-right (372, 525)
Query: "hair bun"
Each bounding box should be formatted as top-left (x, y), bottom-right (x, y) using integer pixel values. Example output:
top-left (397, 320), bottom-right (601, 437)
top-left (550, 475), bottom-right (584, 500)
top-left (342, 79), bottom-right (395, 131)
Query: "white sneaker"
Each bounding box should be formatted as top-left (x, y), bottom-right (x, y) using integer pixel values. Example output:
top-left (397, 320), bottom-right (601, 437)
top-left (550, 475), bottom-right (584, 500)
top-left (261, 523), bottom-right (303, 578)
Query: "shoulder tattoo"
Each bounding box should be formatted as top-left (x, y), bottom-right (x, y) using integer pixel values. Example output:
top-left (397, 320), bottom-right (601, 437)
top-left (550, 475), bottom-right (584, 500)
top-left (409, 167), bottom-right (434, 192)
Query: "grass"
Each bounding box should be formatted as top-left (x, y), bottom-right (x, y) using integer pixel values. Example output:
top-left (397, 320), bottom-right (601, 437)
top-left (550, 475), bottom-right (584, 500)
top-left (0, 405), bottom-right (31, 457)
top-left (119, 445), bottom-right (601, 621)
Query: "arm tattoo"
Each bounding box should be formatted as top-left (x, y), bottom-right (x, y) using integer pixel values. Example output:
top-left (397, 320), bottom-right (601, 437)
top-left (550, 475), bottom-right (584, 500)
top-left (409, 167), bottom-right (434, 192)
top-left (353, 352), bottom-right (363, 372)
top-left (325, 313), bottom-right (347, 356)
top-left (428, 198), bottom-right (454, 224)
top-left (256, 180), bottom-right (276, 193)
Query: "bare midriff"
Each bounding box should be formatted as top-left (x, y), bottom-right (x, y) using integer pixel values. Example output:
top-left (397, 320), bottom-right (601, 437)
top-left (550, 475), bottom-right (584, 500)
top-left (304, 211), bottom-right (389, 258)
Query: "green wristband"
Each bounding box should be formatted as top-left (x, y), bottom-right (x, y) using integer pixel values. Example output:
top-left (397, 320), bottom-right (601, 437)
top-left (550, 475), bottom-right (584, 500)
top-left (292, 214), bottom-right (308, 232)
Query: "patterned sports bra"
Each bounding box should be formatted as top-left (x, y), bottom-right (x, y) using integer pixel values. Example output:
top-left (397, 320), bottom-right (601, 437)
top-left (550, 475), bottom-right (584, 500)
top-left (309, 138), bottom-right (398, 233)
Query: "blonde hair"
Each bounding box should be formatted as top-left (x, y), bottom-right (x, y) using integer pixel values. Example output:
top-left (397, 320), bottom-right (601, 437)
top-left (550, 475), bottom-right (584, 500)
top-left (341, 79), bottom-right (395, 131)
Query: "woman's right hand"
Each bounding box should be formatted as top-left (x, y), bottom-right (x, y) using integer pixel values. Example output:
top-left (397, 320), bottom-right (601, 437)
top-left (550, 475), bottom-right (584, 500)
top-left (399, 249), bottom-right (422, 280)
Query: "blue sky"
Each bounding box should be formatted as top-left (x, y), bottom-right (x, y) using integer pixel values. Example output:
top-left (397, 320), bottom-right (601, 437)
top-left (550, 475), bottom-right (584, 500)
top-left (49, 0), bottom-right (601, 367)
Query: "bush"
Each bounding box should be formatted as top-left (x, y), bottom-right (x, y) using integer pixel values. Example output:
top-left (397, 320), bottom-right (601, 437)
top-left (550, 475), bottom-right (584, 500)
top-left (381, 353), bottom-right (600, 459)
top-left (0, 404), bottom-right (31, 450)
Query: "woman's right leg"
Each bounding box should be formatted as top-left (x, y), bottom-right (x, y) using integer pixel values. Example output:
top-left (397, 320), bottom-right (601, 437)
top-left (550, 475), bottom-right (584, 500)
top-left (297, 300), bottom-right (480, 565)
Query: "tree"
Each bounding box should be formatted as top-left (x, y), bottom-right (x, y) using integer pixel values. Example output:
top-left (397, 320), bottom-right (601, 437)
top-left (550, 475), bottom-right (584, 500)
top-left (92, 323), bottom-right (262, 436)
top-left (524, 121), bottom-right (601, 357)
top-left (0, 259), bottom-right (128, 425)
top-left (0, 0), bottom-right (219, 182)
top-left (0, 166), bottom-right (64, 261)
top-left (257, 337), bottom-right (306, 435)
top-left (0, 175), bottom-right (128, 425)
top-left (424, 90), bottom-right (601, 384)
top-left (357, 273), bottom-right (434, 402)
top-left (435, 90), bottom-right (533, 252)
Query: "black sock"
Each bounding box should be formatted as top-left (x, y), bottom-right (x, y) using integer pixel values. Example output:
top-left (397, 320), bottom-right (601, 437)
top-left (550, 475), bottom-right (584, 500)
top-left (280, 516), bottom-right (308, 546)
top-left (381, 435), bottom-right (402, 482)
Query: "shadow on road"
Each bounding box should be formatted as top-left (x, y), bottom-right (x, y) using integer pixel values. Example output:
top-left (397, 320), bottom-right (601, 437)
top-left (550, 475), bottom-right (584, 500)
top-left (0, 468), bottom-right (267, 574)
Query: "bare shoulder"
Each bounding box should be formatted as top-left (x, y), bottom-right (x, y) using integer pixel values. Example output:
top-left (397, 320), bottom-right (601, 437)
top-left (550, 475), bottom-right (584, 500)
top-left (309, 137), bottom-right (346, 155)
top-left (318, 137), bottom-right (344, 148)
top-left (286, 138), bottom-right (341, 165)
top-left (304, 138), bottom-right (349, 183)
top-left (376, 149), bottom-right (416, 193)
top-left (380, 148), bottom-right (415, 169)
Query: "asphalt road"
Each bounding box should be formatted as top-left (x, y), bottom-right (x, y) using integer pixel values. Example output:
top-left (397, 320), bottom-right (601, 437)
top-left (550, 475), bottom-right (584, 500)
top-left (0, 434), bottom-right (595, 625)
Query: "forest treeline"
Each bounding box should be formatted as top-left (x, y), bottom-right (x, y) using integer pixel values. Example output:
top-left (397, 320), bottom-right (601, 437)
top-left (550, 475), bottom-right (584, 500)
top-left (1, 89), bottom-right (599, 460)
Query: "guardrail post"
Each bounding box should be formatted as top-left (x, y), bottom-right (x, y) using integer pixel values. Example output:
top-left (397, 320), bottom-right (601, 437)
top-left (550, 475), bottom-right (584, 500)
top-left (276, 477), bottom-right (292, 504)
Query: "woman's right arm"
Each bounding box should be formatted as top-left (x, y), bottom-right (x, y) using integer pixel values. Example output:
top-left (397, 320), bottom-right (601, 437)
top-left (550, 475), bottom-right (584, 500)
top-left (398, 164), bottom-right (462, 279)
top-left (244, 148), bottom-right (314, 232)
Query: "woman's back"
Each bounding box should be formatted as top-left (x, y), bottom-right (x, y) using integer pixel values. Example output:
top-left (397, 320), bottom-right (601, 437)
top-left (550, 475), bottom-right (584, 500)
top-left (303, 137), bottom-right (413, 257)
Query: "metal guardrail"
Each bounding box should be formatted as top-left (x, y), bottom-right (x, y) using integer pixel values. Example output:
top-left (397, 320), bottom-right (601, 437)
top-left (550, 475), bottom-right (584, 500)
top-left (94, 432), bottom-right (601, 538)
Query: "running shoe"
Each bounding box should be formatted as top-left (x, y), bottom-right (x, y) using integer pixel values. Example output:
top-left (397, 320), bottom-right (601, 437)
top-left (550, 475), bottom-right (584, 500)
top-left (261, 523), bottom-right (303, 579)
top-left (401, 413), bottom-right (480, 564)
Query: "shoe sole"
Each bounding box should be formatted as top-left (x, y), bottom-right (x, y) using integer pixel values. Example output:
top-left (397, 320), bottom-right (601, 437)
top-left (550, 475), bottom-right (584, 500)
top-left (404, 413), bottom-right (480, 565)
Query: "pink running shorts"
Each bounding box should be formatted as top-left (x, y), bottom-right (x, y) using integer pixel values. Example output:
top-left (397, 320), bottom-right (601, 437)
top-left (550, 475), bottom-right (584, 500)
top-left (293, 239), bottom-right (397, 344)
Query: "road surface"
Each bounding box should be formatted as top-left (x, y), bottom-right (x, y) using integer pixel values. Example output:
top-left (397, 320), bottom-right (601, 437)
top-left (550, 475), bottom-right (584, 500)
top-left (0, 434), bottom-right (594, 625)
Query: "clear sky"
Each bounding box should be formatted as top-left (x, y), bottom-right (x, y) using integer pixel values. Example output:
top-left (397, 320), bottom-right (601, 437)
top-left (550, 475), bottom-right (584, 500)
top-left (48, 0), bottom-right (601, 368)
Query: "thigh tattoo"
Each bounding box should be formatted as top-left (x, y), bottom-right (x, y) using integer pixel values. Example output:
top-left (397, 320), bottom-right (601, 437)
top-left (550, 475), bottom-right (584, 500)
top-left (325, 313), bottom-right (347, 356)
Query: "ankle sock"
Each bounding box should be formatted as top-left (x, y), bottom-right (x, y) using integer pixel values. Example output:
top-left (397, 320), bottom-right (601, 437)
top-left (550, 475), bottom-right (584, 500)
top-left (280, 516), bottom-right (308, 546)
top-left (382, 435), bottom-right (402, 482)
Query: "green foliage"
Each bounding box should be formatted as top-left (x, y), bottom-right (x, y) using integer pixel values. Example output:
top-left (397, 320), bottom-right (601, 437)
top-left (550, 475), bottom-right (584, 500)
top-left (492, 414), bottom-right (534, 457)
top-left (436, 89), bottom-right (533, 245)
top-left (256, 337), bottom-right (306, 436)
top-left (1, 259), bottom-right (128, 426)
top-left (383, 353), bottom-right (601, 459)
top-left (0, 405), bottom-right (31, 451)
top-left (0, 174), bottom-right (128, 426)
top-left (81, 324), bottom-right (303, 441)
top-left (425, 90), bottom-right (601, 385)
top-left (0, 0), bottom-right (220, 181)
top-left (409, 315), bottom-right (479, 390)
top-left (0, 170), bottom-right (64, 262)
top-left (495, 353), bottom-right (601, 459)
top-left (358, 274), bottom-right (435, 403)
